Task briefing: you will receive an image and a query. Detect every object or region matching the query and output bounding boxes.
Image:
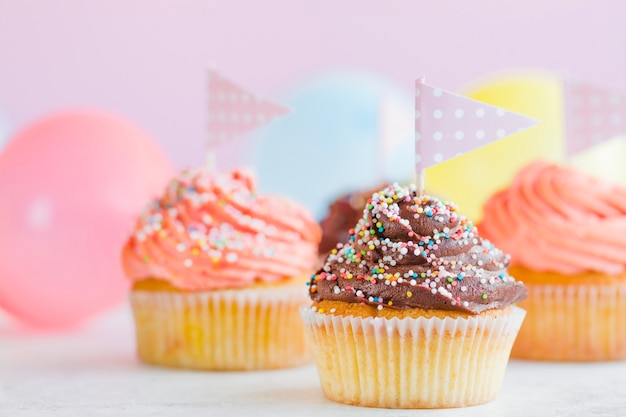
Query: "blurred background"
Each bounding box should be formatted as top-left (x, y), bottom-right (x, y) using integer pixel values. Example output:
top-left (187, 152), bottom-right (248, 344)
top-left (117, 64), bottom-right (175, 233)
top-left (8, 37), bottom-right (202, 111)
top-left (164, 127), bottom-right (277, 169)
top-left (0, 0), bottom-right (625, 327)
top-left (1, 2), bottom-right (624, 161)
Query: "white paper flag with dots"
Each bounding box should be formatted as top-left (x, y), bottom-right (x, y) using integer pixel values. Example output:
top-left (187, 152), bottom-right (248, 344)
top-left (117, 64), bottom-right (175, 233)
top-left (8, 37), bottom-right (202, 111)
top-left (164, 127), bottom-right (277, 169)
top-left (414, 78), bottom-right (539, 172)
top-left (564, 79), bottom-right (626, 156)
top-left (208, 69), bottom-right (290, 145)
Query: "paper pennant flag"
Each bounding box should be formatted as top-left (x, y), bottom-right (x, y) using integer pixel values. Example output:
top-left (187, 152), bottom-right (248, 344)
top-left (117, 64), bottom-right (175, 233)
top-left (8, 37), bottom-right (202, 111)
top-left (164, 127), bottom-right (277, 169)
top-left (563, 79), bottom-right (626, 156)
top-left (207, 69), bottom-right (290, 145)
top-left (414, 78), bottom-right (539, 172)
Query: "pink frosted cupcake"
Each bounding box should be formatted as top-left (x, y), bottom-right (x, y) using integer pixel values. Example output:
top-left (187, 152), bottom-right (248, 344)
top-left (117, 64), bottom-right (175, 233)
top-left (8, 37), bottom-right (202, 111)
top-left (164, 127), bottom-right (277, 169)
top-left (122, 167), bottom-right (321, 370)
top-left (481, 160), bottom-right (626, 361)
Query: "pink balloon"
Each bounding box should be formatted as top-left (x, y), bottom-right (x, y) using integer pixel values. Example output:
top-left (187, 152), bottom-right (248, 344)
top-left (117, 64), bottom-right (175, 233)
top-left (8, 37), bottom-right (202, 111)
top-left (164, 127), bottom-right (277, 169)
top-left (0, 110), bottom-right (174, 328)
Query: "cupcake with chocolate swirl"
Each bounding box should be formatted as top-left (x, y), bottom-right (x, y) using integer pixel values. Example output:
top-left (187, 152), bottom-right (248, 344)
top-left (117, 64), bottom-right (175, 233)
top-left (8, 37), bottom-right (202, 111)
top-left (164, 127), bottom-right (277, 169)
top-left (301, 183), bottom-right (526, 409)
top-left (481, 160), bottom-right (626, 361)
top-left (122, 167), bottom-right (321, 370)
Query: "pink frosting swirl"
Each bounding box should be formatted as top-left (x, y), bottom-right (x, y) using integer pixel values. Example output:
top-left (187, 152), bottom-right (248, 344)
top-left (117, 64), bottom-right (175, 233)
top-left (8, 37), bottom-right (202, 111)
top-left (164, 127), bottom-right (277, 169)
top-left (480, 161), bottom-right (626, 275)
top-left (122, 168), bottom-right (321, 290)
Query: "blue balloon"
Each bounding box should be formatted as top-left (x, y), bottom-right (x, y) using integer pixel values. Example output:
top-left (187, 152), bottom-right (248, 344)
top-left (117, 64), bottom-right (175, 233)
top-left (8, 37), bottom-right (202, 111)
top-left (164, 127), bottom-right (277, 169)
top-left (253, 71), bottom-right (414, 219)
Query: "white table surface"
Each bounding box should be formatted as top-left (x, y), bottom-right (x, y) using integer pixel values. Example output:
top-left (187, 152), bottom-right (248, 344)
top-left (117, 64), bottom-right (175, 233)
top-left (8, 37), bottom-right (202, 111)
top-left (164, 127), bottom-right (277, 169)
top-left (1, 305), bottom-right (626, 417)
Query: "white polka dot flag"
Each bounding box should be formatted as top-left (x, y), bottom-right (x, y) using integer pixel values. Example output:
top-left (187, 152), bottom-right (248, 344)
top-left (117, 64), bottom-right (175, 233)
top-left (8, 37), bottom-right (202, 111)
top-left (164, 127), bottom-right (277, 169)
top-left (563, 79), bottom-right (626, 156)
top-left (207, 69), bottom-right (290, 145)
top-left (414, 78), bottom-right (539, 174)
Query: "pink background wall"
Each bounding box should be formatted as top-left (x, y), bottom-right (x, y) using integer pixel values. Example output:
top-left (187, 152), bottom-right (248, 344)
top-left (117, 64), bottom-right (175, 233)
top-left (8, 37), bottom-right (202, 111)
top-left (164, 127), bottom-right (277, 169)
top-left (0, 0), bottom-right (624, 169)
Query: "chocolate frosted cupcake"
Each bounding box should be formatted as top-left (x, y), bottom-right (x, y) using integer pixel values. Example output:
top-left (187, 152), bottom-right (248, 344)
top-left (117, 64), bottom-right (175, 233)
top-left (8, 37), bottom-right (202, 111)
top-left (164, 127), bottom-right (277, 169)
top-left (301, 183), bottom-right (526, 408)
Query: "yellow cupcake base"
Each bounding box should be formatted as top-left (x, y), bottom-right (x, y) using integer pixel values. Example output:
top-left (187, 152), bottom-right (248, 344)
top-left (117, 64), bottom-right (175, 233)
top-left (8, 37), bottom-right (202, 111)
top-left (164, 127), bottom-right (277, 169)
top-left (510, 266), bottom-right (626, 361)
top-left (300, 303), bottom-right (525, 408)
top-left (130, 280), bottom-right (311, 370)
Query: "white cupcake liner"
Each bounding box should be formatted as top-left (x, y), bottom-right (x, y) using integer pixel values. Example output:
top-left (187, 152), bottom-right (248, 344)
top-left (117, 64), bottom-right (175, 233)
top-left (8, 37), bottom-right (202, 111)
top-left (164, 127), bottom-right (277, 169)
top-left (130, 283), bottom-right (311, 370)
top-left (513, 283), bottom-right (626, 361)
top-left (300, 305), bottom-right (525, 408)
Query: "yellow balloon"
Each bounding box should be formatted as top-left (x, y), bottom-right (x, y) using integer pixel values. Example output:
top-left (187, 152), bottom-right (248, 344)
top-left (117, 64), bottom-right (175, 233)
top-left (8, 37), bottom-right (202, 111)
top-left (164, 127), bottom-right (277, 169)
top-left (426, 72), bottom-right (626, 222)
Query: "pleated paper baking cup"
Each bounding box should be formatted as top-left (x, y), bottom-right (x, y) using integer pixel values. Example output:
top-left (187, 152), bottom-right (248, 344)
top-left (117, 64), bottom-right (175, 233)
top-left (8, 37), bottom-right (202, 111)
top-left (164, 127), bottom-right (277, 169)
top-left (512, 283), bottom-right (626, 361)
top-left (130, 284), bottom-right (311, 370)
top-left (300, 306), bottom-right (525, 409)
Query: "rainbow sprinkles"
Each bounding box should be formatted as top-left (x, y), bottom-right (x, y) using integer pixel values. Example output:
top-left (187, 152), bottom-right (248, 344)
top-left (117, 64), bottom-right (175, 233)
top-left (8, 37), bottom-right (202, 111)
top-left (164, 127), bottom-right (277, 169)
top-left (309, 183), bottom-right (523, 314)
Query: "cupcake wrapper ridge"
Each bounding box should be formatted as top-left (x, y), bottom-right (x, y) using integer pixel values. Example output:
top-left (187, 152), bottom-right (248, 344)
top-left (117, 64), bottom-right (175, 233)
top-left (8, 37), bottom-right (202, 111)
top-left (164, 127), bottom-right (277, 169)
top-left (131, 284), bottom-right (311, 370)
top-left (300, 306), bottom-right (525, 409)
top-left (512, 283), bottom-right (626, 361)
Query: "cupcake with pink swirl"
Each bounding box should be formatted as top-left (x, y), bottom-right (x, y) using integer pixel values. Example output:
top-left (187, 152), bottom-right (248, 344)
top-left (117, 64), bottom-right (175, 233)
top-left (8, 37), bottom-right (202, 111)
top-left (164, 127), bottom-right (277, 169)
top-left (122, 167), bottom-right (321, 370)
top-left (480, 160), bottom-right (626, 361)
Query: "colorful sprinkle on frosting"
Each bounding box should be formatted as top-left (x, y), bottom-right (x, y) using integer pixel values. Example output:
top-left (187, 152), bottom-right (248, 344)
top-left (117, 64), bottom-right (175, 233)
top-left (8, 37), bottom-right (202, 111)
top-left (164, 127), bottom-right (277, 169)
top-left (309, 183), bottom-right (526, 314)
top-left (122, 168), bottom-right (321, 290)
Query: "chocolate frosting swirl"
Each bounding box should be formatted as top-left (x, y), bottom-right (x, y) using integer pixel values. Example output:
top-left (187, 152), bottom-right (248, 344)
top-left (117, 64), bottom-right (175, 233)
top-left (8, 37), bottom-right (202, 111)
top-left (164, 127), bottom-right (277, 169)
top-left (309, 184), bottom-right (526, 314)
